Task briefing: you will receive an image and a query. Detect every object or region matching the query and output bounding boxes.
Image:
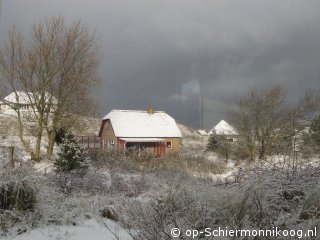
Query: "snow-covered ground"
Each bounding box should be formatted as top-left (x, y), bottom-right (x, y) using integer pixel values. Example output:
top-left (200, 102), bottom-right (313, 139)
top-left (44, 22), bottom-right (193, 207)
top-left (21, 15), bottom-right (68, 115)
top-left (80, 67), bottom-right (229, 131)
top-left (3, 219), bottom-right (132, 240)
top-left (7, 219), bottom-right (132, 240)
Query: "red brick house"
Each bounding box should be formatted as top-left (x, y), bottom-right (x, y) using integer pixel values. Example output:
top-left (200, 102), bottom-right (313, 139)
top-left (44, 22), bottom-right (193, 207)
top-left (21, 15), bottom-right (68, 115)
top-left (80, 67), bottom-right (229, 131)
top-left (98, 108), bottom-right (182, 157)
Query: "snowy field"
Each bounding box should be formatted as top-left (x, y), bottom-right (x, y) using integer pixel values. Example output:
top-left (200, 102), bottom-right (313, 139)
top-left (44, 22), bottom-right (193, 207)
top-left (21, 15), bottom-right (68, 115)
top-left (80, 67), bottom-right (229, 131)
top-left (1, 115), bottom-right (320, 240)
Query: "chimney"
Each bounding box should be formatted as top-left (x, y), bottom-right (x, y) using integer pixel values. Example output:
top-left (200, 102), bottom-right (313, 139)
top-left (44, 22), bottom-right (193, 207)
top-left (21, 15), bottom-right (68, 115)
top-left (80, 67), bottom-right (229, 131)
top-left (147, 106), bottom-right (155, 114)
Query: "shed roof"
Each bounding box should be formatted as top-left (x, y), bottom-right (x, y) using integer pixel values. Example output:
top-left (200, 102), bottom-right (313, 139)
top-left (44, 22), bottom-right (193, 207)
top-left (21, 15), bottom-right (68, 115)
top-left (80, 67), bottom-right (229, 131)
top-left (101, 109), bottom-right (182, 138)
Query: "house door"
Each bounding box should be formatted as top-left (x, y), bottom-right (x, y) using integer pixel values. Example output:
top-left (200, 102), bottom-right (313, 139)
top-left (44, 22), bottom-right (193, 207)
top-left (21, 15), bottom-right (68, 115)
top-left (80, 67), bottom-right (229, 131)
top-left (154, 142), bottom-right (165, 157)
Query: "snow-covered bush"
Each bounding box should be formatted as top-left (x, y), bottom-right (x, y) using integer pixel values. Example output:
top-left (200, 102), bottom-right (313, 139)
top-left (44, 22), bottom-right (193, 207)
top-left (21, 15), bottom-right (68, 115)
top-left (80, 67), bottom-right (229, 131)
top-left (120, 186), bottom-right (213, 240)
top-left (0, 166), bottom-right (40, 236)
top-left (0, 166), bottom-right (37, 212)
top-left (89, 149), bottom-right (131, 170)
top-left (90, 149), bottom-right (226, 177)
top-left (300, 187), bottom-right (320, 220)
top-left (54, 132), bottom-right (89, 172)
top-left (116, 162), bottom-right (320, 240)
top-left (209, 165), bottom-right (320, 235)
top-left (0, 181), bottom-right (36, 211)
top-left (51, 168), bottom-right (109, 195)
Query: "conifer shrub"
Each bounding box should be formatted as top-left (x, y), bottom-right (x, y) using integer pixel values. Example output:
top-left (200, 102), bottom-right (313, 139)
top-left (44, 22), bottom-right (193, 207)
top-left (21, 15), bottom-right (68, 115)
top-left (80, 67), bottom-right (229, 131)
top-left (54, 132), bottom-right (89, 172)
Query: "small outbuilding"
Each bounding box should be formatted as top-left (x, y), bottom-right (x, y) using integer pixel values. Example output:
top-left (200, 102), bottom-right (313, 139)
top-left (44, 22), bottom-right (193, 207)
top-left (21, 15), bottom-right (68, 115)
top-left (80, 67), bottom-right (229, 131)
top-left (98, 108), bottom-right (182, 157)
top-left (208, 120), bottom-right (238, 141)
top-left (0, 91), bottom-right (56, 115)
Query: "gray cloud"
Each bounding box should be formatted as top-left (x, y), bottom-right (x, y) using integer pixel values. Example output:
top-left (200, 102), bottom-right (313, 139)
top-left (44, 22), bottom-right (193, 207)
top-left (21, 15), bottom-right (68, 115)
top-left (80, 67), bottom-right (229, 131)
top-left (1, 0), bottom-right (320, 128)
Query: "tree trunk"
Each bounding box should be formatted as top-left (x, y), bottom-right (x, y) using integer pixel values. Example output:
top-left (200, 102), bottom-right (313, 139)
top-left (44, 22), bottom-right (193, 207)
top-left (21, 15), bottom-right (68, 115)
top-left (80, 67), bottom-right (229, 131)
top-left (225, 151), bottom-right (229, 163)
top-left (46, 129), bottom-right (56, 160)
top-left (259, 138), bottom-right (266, 160)
top-left (16, 114), bottom-right (37, 160)
top-left (34, 115), bottom-right (44, 162)
top-left (33, 128), bottom-right (42, 162)
top-left (250, 153), bottom-right (255, 162)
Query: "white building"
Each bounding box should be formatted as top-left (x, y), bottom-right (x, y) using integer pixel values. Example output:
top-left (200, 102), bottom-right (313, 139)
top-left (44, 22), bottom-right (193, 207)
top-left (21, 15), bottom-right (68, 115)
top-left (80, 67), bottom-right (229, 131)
top-left (0, 91), bottom-right (56, 115)
top-left (208, 120), bottom-right (238, 140)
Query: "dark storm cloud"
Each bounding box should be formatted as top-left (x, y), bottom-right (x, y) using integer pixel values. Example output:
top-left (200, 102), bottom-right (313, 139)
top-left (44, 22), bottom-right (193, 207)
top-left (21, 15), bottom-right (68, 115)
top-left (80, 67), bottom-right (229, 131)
top-left (1, 0), bottom-right (320, 128)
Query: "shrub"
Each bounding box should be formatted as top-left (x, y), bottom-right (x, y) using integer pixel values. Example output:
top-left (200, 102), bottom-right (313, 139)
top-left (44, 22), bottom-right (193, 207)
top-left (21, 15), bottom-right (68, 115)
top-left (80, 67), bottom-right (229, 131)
top-left (50, 167), bottom-right (110, 195)
top-left (90, 148), bottom-right (226, 177)
top-left (300, 187), bottom-right (320, 220)
top-left (119, 187), bottom-right (212, 240)
top-left (0, 180), bottom-right (36, 211)
top-left (89, 149), bottom-right (127, 169)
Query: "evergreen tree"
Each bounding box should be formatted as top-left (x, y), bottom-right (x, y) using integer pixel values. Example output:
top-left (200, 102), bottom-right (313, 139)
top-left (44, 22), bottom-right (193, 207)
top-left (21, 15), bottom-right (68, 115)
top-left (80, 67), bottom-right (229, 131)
top-left (206, 134), bottom-right (219, 152)
top-left (54, 132), bottom-right (88, 172)
top-left (55, 127), bottom-right (67, 145)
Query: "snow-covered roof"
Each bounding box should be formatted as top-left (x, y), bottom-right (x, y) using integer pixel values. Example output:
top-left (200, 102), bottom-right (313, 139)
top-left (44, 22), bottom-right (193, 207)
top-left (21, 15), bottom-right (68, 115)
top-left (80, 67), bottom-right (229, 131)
top-left (102, 109), bottom-right (182, 138)
top-left (3, 91), bottom-right (32, 104)
top-left (2, 91), bottom-right (56, 104)
top-left (197, 129), bottom-right (208, 136)
top-left (209, 120), bottom-right (238, 135)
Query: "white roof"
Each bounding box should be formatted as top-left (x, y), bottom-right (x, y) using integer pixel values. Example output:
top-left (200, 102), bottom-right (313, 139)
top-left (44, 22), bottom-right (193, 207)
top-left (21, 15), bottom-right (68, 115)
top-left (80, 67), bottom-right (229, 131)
top-left (2, 91), bottom-right (56, 104)
top-left (209, 120), bottom-right (238, 135)
top-left (103, 110), bottom-right (182, 138)
top-left (3, 91), bottom-right (32, 104)
top-left (197, 129), bottom-right (208, 136)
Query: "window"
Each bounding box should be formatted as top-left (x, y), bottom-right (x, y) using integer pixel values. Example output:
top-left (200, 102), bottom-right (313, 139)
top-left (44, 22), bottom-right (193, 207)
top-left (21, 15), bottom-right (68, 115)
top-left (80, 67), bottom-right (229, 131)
top-left (107, 139), bottom-right (115, 148)
top-left (166, 141), bottom-right (172, 149)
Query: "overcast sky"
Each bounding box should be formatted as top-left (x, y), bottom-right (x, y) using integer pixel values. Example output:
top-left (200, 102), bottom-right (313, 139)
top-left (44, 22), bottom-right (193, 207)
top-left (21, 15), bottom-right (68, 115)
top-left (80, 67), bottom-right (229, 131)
top-left (0, 0), bottom-right (320, 128)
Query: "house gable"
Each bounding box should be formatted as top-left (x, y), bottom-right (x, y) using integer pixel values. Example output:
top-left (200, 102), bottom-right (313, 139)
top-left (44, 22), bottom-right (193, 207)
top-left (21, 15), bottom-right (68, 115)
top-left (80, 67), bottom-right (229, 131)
top-left (99, 119), bottom-right (116, 139)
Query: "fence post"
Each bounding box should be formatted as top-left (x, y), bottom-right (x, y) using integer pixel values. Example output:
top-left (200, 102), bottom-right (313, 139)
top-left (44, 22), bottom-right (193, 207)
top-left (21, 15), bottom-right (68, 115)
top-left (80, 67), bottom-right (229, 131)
top-left (7, 146), bottom-right (14, 168)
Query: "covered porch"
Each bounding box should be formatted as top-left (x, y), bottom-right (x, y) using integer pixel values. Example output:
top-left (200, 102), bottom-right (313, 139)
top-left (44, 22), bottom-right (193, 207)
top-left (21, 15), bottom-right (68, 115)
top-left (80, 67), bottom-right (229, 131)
top-left (117, 138), bottom-right (166, 157)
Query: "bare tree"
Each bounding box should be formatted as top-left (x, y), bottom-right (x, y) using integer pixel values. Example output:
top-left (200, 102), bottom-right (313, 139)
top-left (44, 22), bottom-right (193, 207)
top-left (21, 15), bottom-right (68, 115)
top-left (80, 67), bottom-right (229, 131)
top-left (0, 15), bottom-right (100, 161)
top-left (232, 86), bottom-right (287, 161)
top-left (232, 86), bottom-right (320, 162)
top-left (295, 90), bottom-right (320, 123)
